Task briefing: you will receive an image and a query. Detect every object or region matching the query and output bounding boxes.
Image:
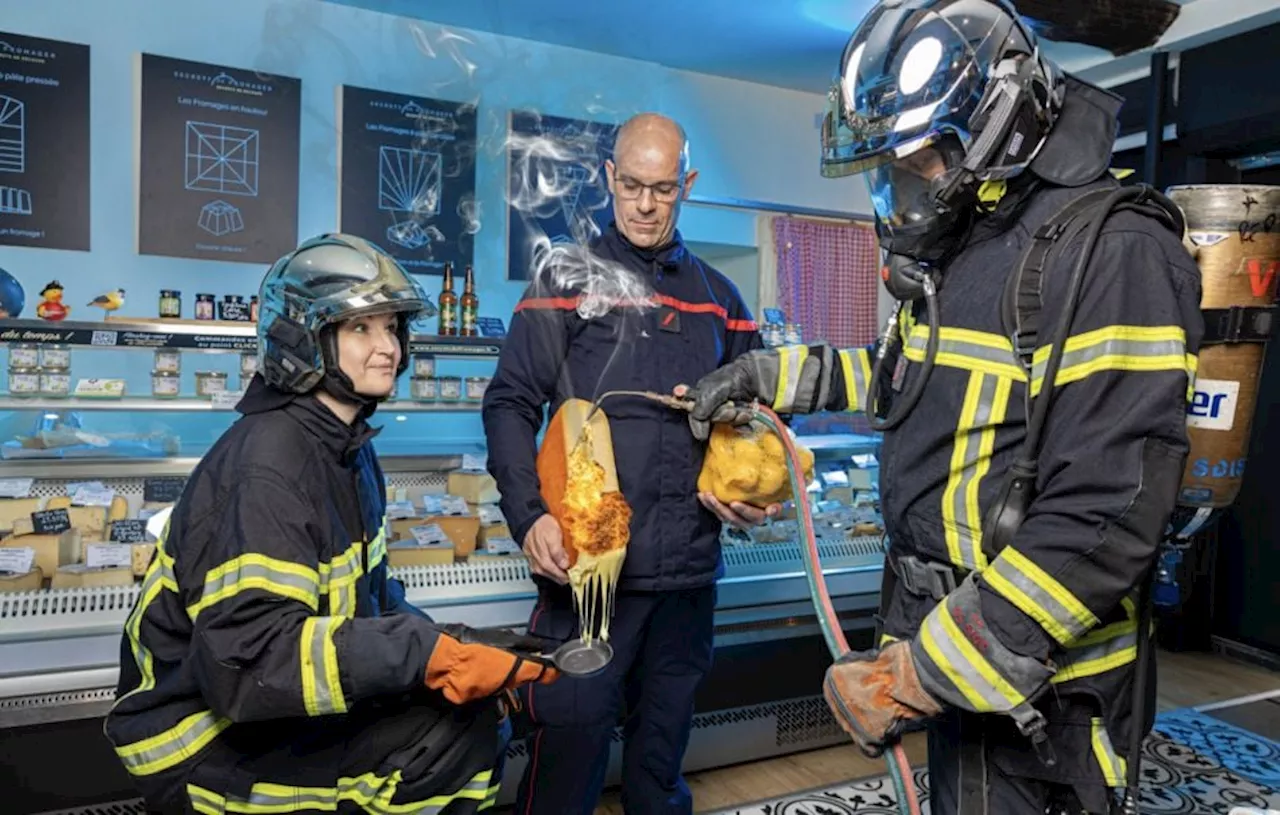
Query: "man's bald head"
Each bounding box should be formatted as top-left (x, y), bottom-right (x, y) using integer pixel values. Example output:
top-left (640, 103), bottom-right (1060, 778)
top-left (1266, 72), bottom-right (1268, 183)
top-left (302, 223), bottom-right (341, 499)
top-left (606, 112), bottom-right (699, 249)
top-left (615, 113), bottom-right (689, 174)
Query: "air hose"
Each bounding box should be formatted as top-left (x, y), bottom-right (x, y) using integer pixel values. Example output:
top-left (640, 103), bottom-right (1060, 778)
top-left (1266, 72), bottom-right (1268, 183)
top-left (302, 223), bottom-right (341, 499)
top-left (750, 405), bottom-right (922, 815)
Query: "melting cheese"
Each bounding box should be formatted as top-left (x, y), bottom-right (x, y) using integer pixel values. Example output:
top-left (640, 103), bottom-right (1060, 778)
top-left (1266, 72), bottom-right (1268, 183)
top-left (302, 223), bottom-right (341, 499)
top-left (562, 422), bottom-right (632, 644)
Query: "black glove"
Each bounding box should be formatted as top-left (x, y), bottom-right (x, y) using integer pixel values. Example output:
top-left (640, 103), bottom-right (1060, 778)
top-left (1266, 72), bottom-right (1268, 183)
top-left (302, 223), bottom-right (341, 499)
top-left (437, 623), bottom-right (561, 661)
top-left (681, 346), bottom-right (837, 440)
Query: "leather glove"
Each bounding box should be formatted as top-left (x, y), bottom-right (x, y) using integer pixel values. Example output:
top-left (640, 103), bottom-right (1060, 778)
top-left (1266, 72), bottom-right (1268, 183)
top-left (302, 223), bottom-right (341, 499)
top-left (425, 624), bottom-right (561, 705)
top-left (680, 346), bottom-right (836, 440)
top-left (822, 640), bottom-right (945, 758)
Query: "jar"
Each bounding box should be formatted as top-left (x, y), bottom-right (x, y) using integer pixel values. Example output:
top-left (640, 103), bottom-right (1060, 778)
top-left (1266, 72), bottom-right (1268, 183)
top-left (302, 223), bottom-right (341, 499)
top-left (249, 296), bottom-right (260, 322)
top-left (195, 294), bottom-right (215, 321)
top-left (8, 366), bottom-right (39, 397)
top-left (151, 370), bottom-right (180, 399)
top-left (194, 371), bottom-right (228, 398)
top-left (9, 343), bottom-right (38, 369)
top-left (410, 376), bottom-right (438, 402)
top-left (240, 352), bottom-right (258, 379)
top-left (413, 354), bottom-right (436, 378)
top-left (159, 289), bottom-right (182, 319)
top-left (761, 324), bottom-right (783, 348)
top-left (154, 349), bottom-right (181, 373)
top-left (39, 368), bottom-right (70, 398)
top-left (39, 344), bottom-right (70, 369)
top-left (783, 323), bottom-right (803, 345)
top-left (464, 376), bottom-right (489, 402)
top-left (438, 376), bottom-right (462, 402)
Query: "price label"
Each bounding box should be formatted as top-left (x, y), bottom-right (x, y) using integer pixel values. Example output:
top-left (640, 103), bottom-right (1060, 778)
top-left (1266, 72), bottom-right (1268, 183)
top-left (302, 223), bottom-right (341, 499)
top-left (144, 477), bottom-right (187, 503)
top-left (410, 524), bottom-right (451, 546)
top-left (31, 508), bottom-right (71, 535)
top-left (0, 478), bottom-right (34, 498)
top-left (477, 505), bottom-right (505, 525)
top-left (212, 391), bottom-right (244, 409)
top-left (440, 496), bottom-right (469, 516)
top-left (110, 519), bottom-right (149, 543)
top-left (461, 453), bottom-right (487, 472)
top-left (386, 501), bottom-right (416, 520)
top-left (483, 537), bottom-right (521, 555)
top-left (0, 547), bottom-right (35, 575)
top-left (71, 484), bottom-right (116, 507)
top-left (86, 543), bottom-right (133, 570)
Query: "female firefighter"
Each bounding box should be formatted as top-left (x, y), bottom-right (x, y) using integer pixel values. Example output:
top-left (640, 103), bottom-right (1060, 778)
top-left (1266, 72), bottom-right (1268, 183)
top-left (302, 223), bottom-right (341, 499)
top-left (104, 234), bottom-right (558, 813)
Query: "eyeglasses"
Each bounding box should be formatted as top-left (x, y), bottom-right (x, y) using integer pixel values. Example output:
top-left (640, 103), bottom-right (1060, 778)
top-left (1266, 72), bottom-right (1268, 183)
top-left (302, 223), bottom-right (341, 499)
top-left (614, 172), bottom-right (684, 203)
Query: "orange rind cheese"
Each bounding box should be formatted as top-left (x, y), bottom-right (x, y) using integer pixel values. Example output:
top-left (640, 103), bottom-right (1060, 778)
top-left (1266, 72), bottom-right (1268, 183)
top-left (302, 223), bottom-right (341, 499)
top-left (698, 422), bottom-right (815, 507)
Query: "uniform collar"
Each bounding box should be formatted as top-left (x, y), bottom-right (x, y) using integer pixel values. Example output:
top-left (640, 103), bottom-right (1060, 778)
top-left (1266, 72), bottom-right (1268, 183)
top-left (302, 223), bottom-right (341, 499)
top-left (596, 222), bottom-right (688, 272)
top-left (237, 374), bottom-right (381, 465)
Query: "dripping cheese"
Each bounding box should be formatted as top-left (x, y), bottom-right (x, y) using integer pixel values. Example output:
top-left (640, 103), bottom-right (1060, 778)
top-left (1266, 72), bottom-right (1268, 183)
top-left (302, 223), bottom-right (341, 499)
top-left (537, 398), bottom-right (632, 645)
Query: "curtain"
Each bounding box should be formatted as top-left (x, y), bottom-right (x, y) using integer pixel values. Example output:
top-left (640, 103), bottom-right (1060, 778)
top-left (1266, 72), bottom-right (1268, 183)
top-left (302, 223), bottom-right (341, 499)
top-left (773, 215), bottom-right (879, 347)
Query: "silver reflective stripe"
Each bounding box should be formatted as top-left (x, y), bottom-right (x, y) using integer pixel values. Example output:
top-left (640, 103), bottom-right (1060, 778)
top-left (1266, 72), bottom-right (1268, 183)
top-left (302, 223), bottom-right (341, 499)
top-left (116, 710), bottom-right (230, 776)
top-left (944, 373), bottom-right (1005, 571)
top-left (906, 329), bottom-right (1023, 375)
top-left (840, 349), bottom-right (870, 410)
top-left (1053, 627), bottom-right (1139, 684)
top-left (774, 346), bottom-right (808, 411)
top-left (302, 616), bottom-right (347, 716)
top-left (321, 543), bottom-right (362, 617)
top-left (369, 526), bottom-right (387, 569)
top-left (191, 556), bottom-right (319, 619)
top-left (985, 549), bottom-right (1097, 645)
top-left (918, 607), bottom-right (1011, 713)
top-left (1031, 334), bottom-right (1186, 387)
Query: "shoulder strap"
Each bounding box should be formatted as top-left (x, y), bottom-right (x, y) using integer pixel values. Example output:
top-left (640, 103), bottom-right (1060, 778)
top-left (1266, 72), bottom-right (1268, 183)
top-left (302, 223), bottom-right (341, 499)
top-left (1001, 187), bottom-right (1118, 369)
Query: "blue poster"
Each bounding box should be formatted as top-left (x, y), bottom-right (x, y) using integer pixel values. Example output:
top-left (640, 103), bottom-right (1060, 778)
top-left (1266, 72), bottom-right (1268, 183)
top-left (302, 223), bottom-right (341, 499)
top-left (338, 85), bottom-right (477, 276)
top-left (506, 111), bottom-right (618, 281)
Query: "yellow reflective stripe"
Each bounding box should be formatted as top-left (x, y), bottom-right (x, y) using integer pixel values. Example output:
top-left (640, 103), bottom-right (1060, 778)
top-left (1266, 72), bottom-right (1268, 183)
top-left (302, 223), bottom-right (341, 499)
top-left (904, 325), bottom-right (1027, 381)
top-left (1051, 619), bottom-right (1139, 684)
top-left (1091, 718), bottom-right (1128, 787)
top-left (187, 768), bottom-right (496, 815)
top-left (114, 523), bottom-right (179, 706)
top-left (187, 554), bottom-right (320, 621)
top-left (368, 523), bottom-right (387, 571)
top-left (115, 710), bottom-right (232, 777)
top-left (838, 348), bottom-right (871, 412)
top-left (942, 372), bottom-right (1011, 571)
top-left (301, 616), bottom-right (348, 716)
top-left (919, 597), bottom-right (1024, 713)
top-left (1030, 325), bottom-right (1191, 396)
top-left (984, 548), bottom-right (1099, 646)
top-left (319, 542), bottom-right (362, 618)
top-left (772, 345), bottom-right (809, 411)
top-left (879, 632), bottom-right (899, 648)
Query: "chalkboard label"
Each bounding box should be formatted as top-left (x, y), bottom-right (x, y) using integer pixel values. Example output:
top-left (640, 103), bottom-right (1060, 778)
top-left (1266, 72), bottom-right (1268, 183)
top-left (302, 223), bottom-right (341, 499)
top-left (144, 477), bottom-right (186, 503)
top-left (109, 519), bottom-right (149, 543)
top-left (477, 317), bottom-right (507, 338)
top-left (31, 508), bottom-right (71, 535)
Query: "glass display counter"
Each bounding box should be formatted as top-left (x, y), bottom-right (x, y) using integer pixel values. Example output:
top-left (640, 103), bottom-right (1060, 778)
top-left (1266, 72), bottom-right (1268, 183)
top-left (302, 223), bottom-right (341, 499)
top-left (0, 317), bottom-right (887, 811)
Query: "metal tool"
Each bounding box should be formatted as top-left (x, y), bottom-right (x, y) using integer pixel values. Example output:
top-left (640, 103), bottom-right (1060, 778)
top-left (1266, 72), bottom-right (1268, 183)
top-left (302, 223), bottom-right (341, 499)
top-left (518, 637), bottom-right (615, 678)
top-left (584, 389), bottom-right (757, 426)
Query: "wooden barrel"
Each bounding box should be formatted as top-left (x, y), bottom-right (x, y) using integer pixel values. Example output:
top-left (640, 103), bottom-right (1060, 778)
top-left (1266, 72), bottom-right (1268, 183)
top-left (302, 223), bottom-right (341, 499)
top-left (1167, 184), bottom-right (1280, 508)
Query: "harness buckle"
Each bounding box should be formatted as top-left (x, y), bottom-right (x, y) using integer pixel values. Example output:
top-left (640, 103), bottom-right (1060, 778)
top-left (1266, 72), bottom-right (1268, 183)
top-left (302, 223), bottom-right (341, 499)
top-left (892, 554), bottom-right (959, 602)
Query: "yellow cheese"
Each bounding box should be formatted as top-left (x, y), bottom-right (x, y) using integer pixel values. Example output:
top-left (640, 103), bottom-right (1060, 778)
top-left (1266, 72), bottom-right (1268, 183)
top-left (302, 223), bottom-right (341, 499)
top-left (391, 515), bottom-right (479, 557)
top-left (387, 541), bottom-right (455, 568)
top-left (67, 506), bottom-right (109, 539)
top-left (50, 564), bottom-right (136, 590)
top-left (9, 516), bottom-right (34, 537)
top-left (45, 496), bottom-right (72, 511)
top-left (478, 523), bottom-right (513, 544)
top-left (0, 498), bottom-right (40, 533)
top-left (131, 543), bottom-right (157, 578)
top-left (447, 471), bottom-right (501, 504)
top-left (1, 533), bottom-right (64, 577)
top-left (108, 495), bottom-right (129, 523)
top-left (0, 569), bottom-right (43, 594)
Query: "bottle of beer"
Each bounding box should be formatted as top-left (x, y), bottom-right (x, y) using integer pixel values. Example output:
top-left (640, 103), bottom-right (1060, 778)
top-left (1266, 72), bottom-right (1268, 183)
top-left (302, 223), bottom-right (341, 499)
top-left (460, 264), bottom-right (479, 337)
top-left (437, 262), bottom-right (458, 336)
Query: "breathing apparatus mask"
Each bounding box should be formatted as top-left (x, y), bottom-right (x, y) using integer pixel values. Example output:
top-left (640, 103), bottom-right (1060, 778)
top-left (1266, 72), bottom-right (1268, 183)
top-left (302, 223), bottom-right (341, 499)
top-left (257, 233), bottom-right (435, 414)
top-left (819, 0), bottom-right (1065, 430)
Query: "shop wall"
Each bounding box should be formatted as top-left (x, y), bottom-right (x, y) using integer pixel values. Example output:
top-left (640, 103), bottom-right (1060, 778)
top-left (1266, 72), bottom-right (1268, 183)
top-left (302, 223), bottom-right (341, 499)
top-left (0, 0), bottom-right (870, 451)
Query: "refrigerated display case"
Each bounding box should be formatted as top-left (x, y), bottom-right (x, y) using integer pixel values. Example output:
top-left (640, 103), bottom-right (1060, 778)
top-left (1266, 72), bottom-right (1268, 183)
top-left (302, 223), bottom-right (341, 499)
top-left (0, 317), bottom-right (886, 813)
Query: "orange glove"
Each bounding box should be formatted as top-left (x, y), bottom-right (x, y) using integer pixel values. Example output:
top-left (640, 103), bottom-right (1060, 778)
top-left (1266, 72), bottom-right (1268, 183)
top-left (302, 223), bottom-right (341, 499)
top-left (425, 629), bottom-right (560, 706)
top-left (822, 640), bottom-right (944, 758)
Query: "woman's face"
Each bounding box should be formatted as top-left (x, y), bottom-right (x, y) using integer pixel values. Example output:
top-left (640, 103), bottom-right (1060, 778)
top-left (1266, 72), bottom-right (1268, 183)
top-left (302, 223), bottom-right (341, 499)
top-left (335, 311), bottom-right (401, 397)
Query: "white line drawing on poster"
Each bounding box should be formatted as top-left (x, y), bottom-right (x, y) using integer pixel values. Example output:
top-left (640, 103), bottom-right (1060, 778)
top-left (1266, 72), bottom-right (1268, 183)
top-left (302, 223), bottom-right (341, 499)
top-left (198, 200), bottom-right (245, 236)
top-left (0, 95), bottom-right (25, 173)
top-left (379, 145), bottom-right (443, 250)
top-left (0, 186), bottom-right (31, 215)
top-left (185, 121), bottom-right (259, 197)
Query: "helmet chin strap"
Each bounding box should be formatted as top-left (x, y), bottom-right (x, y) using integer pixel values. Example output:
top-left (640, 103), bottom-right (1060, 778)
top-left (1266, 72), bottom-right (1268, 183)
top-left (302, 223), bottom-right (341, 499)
top-left (318, 327), bottom-right (384, 418)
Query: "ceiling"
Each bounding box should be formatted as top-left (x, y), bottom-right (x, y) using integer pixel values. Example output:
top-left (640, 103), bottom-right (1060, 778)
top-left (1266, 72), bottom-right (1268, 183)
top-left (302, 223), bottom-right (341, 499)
top-left (320, 0), bottom-right (1134, 94)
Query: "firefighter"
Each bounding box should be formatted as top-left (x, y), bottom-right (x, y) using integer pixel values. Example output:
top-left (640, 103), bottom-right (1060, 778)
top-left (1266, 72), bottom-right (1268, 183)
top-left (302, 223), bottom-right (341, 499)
top-left (104, 234), bottom-right (558, 814)
top-left (483, 113), bottom-right (770, 814)
top-left (680, 1), bottom-right (1203, 812)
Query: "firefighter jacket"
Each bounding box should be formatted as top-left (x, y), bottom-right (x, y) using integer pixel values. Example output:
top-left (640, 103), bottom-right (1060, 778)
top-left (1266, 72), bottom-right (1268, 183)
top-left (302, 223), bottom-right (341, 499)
top-left (482, 223), bottom-right (763, 591)
top-left (103, 378), bottom-right (478, 798)
top-left (771, 174), bottom-right (1202, 786)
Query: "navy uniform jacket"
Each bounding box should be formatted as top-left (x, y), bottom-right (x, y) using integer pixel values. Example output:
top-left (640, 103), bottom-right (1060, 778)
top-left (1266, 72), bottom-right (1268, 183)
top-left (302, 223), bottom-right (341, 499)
top-left (482, 224), bottom-right (763, 591)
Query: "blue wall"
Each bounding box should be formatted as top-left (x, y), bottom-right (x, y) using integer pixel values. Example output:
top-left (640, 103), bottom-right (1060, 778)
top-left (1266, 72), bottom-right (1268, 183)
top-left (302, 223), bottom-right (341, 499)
top-left (0, 0), bottom-right (871, 458)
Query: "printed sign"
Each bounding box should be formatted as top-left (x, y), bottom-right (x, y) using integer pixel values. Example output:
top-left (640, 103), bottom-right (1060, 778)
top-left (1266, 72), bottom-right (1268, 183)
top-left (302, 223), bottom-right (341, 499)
top-left (86, 543), bottom-right (132, 569)
top-left (338, 85), bottom-right (477, 276)
top-left (0, 32), bottom-right (91, 251)
top-left (1186, 378), bottom-right (1240, 431)
top-left (0, 547), bottom-right (34, 575)
top-left (137, 53), bottom-right (301, 264)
